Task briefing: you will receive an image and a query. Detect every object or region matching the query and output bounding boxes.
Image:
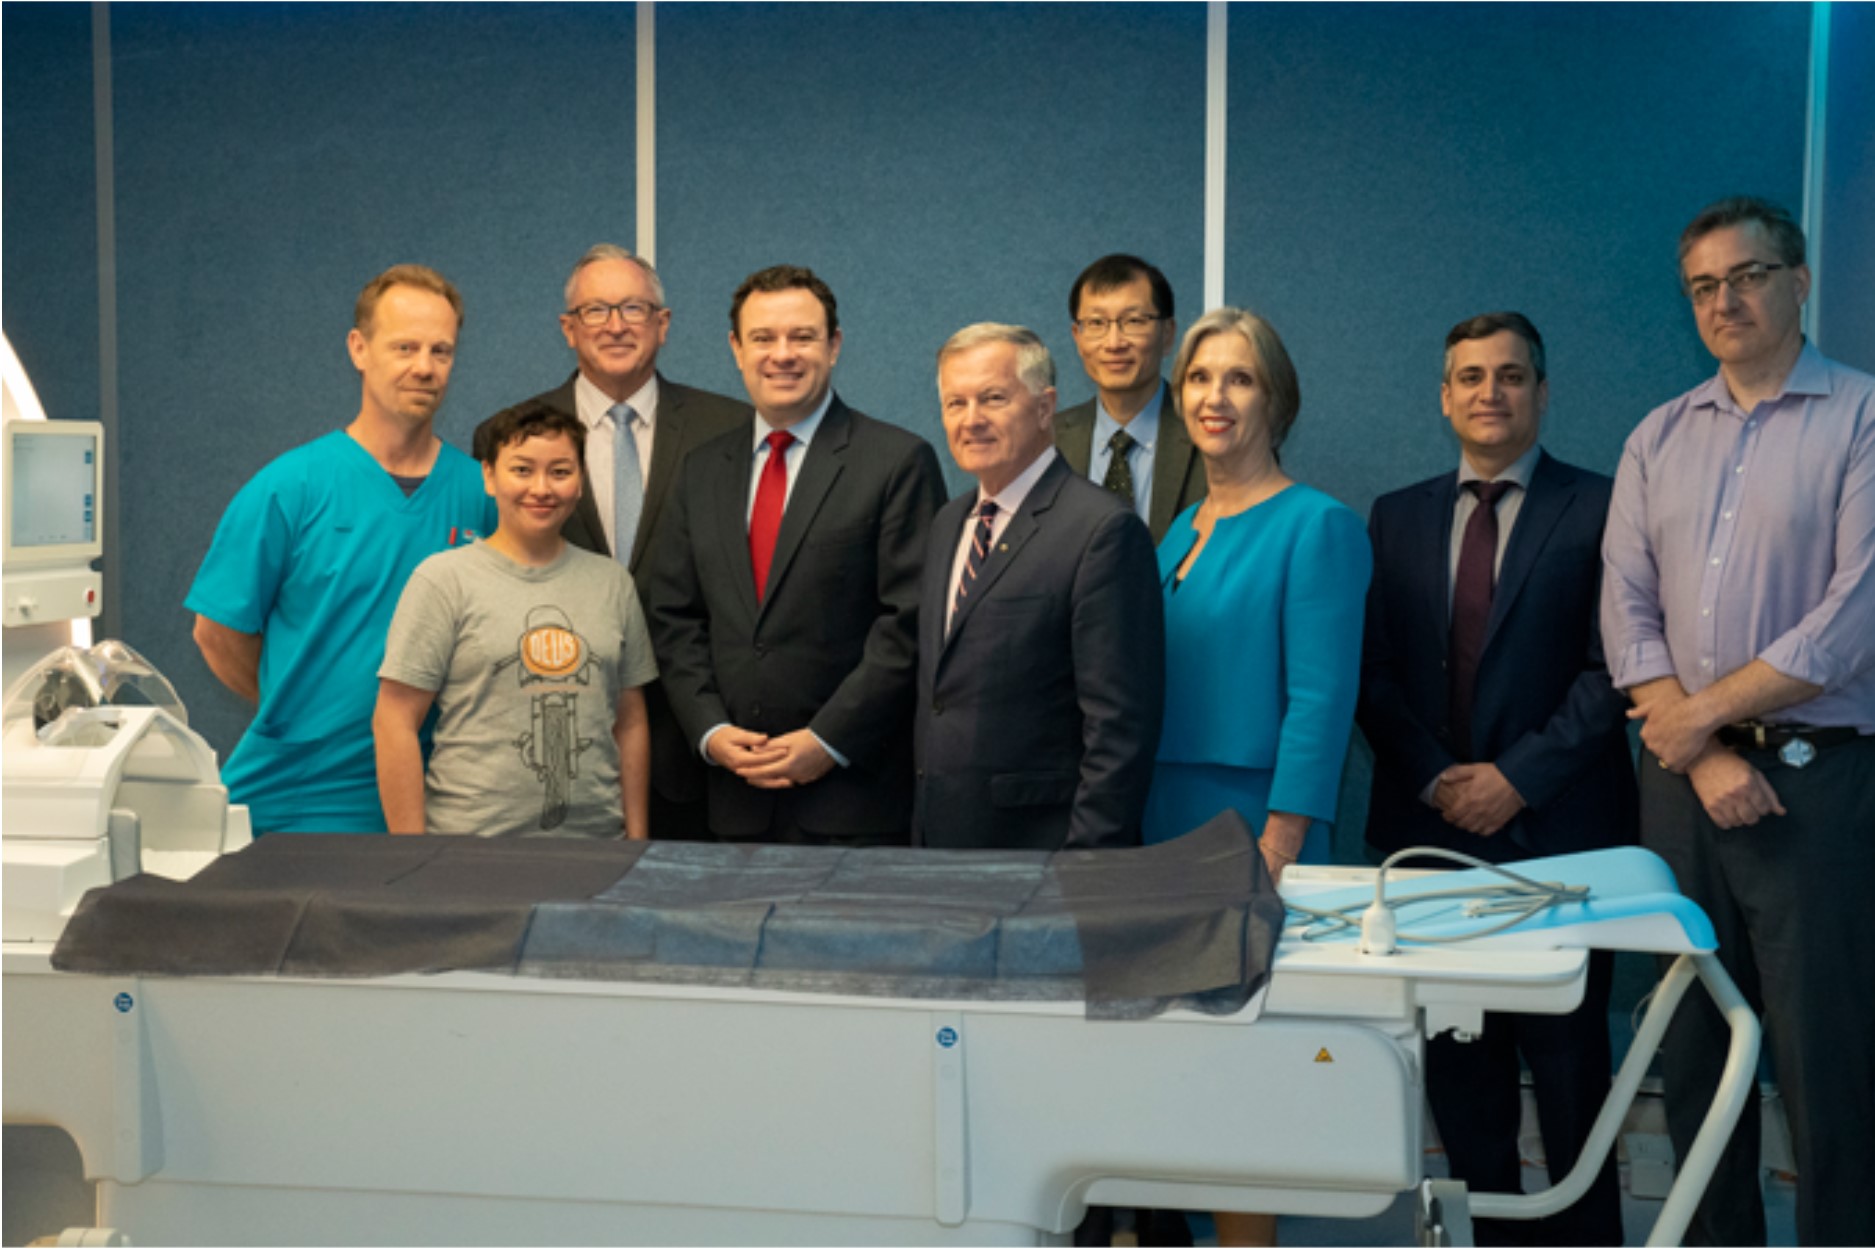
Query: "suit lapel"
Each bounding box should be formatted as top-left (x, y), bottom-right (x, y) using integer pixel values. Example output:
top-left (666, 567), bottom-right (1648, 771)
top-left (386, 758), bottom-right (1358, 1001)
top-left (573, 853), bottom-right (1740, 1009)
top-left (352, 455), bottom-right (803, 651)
top-left (927, 497), bottom-right (972, 664)
top-left (539, 376), bottom-right (612, 558)
top-left (1055, 403), bottom-right (1096, 476)
top-left (1150, 383), bottom-right (1196, 538)
top-left (633, 376), bottom-right (695, 569)
top-left (1484, 452), bottom-right (1572, 650)
top-left (757, 398), bottom-right (849, 615)
top-left (712, 425), bottom-right (762, 622)
top-left (1424, 472), bottom-right (1460, 639)
top-left (944, 458), bottom-right (1064, 646)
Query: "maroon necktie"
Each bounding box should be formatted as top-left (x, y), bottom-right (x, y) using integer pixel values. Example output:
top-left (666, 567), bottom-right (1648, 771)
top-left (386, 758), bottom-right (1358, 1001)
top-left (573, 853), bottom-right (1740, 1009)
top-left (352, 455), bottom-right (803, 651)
top-left (951, 499), bottom-right (999, 628)
top-left (749, 429), bottom-right (794, 601)
top-left (1448, 479), bottom-right (1514, 759)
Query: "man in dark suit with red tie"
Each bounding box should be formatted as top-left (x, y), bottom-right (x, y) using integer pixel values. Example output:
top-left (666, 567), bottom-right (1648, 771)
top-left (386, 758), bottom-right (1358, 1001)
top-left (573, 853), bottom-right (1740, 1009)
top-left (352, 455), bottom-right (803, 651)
top-left (476, 245), bottom-right (750, 841)
top-left (645, 266), bottom-right (946, 845)
top-left (1357, 312), bottom-right (1636, 1246)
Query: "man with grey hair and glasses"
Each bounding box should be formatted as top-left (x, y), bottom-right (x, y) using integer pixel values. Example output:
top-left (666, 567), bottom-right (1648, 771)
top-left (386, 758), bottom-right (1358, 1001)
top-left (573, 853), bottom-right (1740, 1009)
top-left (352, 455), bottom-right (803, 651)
top-left (1601, 196), bottom-right (1875, 1246)
top-left (477, 245), bottom-right (748, 841)
top-left (915, 323), bottom-right (1163, 853)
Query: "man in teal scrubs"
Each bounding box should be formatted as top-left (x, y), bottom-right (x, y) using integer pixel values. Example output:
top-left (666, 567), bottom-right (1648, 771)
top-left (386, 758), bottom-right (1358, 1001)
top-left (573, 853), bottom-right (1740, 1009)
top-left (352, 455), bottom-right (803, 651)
top-left (188, 265), bottom-right (494, 834)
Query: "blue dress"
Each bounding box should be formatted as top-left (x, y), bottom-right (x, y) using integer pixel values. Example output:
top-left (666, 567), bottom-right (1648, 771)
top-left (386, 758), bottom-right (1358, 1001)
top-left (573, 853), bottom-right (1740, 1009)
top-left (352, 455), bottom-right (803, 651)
top-left (1143, 484), bottom-right (1372, 859)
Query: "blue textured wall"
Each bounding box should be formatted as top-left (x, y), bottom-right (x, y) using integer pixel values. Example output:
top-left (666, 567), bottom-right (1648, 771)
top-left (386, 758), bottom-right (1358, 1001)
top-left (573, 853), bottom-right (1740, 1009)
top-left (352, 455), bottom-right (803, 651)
top-left (653, 1), bottom-right (1206, 482)
top-left (1, 3), bottom-right (99, 430)
top-left (1817, 0), bottom-right (1875, 372)
top-left (1224, 2), bottom-right (1809, 512)
top-left (0, 1), bottom-right (1855, 835)
top-left (100, 1), bottom-right (637, 753)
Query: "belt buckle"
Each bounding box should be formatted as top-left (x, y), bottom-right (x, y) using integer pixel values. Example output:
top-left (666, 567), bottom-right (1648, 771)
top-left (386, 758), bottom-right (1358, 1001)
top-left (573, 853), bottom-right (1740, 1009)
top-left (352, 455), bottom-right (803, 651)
top-left (1778, 736), bottom-right (1817, 769)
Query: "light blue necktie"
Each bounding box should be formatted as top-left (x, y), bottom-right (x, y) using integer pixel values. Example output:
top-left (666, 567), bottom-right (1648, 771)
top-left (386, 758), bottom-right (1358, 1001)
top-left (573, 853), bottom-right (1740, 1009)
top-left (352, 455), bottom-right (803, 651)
top-left (609, 403), bottom-right (643, 562)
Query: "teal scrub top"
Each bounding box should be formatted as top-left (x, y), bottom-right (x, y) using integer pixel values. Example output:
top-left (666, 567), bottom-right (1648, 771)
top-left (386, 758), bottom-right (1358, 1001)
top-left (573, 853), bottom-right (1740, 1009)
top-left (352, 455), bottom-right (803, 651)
top-left (186, 431), bottom-right (494, 833)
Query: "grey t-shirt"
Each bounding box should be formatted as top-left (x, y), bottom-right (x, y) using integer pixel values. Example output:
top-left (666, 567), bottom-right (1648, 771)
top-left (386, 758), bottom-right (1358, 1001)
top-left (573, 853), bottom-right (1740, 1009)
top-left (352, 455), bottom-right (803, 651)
top-left (380, 541), bottom-right (659, 838)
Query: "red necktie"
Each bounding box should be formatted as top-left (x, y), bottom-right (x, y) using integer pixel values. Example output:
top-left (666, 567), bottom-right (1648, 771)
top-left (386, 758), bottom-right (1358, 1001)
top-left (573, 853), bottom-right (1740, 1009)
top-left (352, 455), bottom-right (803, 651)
top-left (749, 429), bottom-right (794, 601)
top-left (1448, 479), bottom-right (1514, 758)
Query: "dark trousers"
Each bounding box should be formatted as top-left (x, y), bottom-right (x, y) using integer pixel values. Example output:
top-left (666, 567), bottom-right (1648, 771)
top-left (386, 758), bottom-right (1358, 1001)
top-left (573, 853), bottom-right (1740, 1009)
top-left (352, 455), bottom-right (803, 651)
top-left (1641, 736), bottom-right (1875, 1247)
top-left (713, 788), bottom-right (909, 848)
top-left (649, 787), bottom-right (714, 842)
top-left (1425, 952), bottom-right (1623, 1246)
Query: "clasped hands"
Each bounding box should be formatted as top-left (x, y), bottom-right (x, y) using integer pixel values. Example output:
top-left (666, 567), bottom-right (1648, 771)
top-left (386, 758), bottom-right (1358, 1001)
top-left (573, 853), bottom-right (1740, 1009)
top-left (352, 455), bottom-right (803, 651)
top-left (706, 726), bottom-right (835, 789)
top-left (1432, 762), bottom-right (1525, 836)
top-left (1627, 694), bottom-right (1786, 829)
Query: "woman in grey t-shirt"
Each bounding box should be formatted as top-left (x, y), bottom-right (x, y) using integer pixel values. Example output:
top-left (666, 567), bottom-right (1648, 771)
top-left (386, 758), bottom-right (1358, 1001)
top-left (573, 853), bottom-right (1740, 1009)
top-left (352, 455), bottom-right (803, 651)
top-left (375, 402), bottom-right (658, 839)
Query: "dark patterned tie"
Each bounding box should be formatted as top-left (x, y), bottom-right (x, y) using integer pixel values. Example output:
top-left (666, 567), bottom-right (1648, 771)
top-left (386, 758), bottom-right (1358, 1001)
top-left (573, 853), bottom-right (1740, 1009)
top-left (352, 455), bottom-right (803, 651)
top-left (951, 499), bottom-right (999, 628)
top-left (1448, 479), bottom-right (1514, 759)
top-left (1101, 428), bottom-right (1137, 507)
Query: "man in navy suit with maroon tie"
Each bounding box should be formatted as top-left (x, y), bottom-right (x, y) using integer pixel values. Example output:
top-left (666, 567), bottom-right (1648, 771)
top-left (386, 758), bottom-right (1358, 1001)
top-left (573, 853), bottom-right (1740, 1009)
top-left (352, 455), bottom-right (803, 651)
top-left (1358, 312), bottom-right (1635, 1247)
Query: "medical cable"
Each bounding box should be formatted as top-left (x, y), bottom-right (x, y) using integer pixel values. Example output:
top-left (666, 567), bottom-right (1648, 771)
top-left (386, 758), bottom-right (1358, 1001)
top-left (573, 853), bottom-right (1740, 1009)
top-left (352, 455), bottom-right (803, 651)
top-left (1281, 846), bottom-right (1591, 955)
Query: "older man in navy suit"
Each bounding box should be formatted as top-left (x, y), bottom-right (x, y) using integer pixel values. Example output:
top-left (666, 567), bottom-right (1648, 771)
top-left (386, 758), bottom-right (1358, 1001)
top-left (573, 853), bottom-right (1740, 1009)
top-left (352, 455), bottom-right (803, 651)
top-left (1357, 312), bottom-right (1635, 1247)
top-left (915, 323), bottom-right (1163, 852)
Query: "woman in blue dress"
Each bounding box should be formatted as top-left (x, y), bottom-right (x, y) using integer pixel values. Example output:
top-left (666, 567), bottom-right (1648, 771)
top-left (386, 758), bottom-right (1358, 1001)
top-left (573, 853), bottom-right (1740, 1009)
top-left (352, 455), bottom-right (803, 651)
top-left (1145, 308), bottom-right (1372, 883)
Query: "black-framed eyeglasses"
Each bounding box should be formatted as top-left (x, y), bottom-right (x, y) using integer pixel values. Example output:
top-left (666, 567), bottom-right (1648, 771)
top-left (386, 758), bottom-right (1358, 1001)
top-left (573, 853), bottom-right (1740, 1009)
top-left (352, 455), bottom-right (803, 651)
top-left (566, 299), bottom-right (662, 327)
top-left (1074, 313), bottom-right (1162, 340)
top-left (1685, 263), bottom-right (1786, 307)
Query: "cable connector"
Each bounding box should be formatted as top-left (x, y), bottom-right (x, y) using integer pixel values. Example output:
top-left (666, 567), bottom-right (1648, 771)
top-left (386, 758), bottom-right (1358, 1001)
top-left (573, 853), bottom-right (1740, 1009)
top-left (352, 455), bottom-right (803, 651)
top-left (1358, 898), bottom-right (1398, 956)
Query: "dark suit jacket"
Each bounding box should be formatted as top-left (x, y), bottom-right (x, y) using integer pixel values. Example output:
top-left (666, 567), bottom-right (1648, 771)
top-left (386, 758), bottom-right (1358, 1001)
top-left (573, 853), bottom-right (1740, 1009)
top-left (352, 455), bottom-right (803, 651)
top-left (645, 395), bottom-right (947, 839)
top-left (474, 373), bottom-right (751, 811)
top-left (478, 372), bottom-right (753, 571)
top-left (1054, 382), bottom-right (1206, 542)
top-left (1357, 450), bottom-right (1638, 862)
top-left (914, 455), bottom-right (1165, 851)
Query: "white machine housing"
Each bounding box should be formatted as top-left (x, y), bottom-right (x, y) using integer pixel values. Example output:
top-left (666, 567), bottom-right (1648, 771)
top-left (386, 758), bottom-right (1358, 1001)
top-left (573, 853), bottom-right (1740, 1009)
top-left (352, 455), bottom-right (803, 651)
top-left (2, 334), bottom-right (102, 694)
top-left (5, 806), bottom-right (1758, 1247)
top-left (3, 704), bottom-right (253, 943)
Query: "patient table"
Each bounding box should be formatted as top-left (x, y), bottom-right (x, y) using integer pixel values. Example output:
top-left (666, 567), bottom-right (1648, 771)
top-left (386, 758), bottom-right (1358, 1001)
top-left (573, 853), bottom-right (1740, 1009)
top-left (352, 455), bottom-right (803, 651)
top-left (3, 705), bottom-right (1759, 1247)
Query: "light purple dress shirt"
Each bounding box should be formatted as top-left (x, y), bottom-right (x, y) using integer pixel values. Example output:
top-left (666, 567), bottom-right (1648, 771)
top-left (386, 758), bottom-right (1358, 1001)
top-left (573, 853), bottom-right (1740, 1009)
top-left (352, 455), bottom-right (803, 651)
top-left (1601, 342), bottom-right (1875, 733)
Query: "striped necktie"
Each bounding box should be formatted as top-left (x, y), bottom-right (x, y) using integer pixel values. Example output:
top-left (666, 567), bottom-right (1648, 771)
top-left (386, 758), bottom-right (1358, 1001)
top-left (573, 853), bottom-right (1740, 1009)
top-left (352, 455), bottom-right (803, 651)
top-left (951, 499), bottom-right (999, 628)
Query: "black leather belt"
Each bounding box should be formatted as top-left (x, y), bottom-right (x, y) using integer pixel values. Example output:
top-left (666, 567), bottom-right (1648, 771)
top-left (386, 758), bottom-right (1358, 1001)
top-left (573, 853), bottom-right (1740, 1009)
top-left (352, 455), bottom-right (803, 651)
top-left (1716, 721), bottom-right (1859, 768)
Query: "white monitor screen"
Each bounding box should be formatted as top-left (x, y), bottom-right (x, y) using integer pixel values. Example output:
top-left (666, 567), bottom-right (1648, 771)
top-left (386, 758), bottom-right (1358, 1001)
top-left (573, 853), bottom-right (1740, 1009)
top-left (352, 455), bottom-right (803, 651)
top-left (4, 420), bottom-right (104, 568)
top-left (10, 428), bottom-right (98, 548)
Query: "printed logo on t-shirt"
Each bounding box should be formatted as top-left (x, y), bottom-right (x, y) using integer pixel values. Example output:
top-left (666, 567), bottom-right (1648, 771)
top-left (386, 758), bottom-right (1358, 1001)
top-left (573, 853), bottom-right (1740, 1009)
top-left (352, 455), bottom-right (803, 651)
top-left (521, 621), bottom-right (584, 678)
top-left (492, 605), bottom-right (600, 831)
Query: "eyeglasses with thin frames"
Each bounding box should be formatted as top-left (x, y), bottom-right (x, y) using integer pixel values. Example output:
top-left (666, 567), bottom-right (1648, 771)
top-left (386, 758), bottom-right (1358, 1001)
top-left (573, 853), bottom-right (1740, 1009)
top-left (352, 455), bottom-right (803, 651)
top-left (566, 300), bottom-right (661, 328)
top-left (1074, 313), bottom-right (1163, 340)
top-left (1685, 262), bottom-right (1786, 307)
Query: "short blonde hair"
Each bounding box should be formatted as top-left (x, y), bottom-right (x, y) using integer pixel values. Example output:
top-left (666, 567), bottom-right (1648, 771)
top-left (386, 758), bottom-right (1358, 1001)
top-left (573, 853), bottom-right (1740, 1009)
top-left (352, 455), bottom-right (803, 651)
top-left (354, 264), bottom-right (463, 337)
top-left (1171, 308), bottom-right (1301, 453)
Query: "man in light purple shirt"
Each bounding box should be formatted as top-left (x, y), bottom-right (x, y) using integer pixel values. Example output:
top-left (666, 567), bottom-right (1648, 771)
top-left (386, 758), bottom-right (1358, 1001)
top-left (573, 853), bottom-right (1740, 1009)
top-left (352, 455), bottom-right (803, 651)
top-left (1601, 196), bottom-right (1875, 1247)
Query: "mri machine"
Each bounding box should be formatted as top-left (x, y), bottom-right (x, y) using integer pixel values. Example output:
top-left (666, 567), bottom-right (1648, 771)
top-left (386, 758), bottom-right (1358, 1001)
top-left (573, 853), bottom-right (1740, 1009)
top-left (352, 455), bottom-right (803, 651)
top-left (1, 341), bottom-right (1760, 1247)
